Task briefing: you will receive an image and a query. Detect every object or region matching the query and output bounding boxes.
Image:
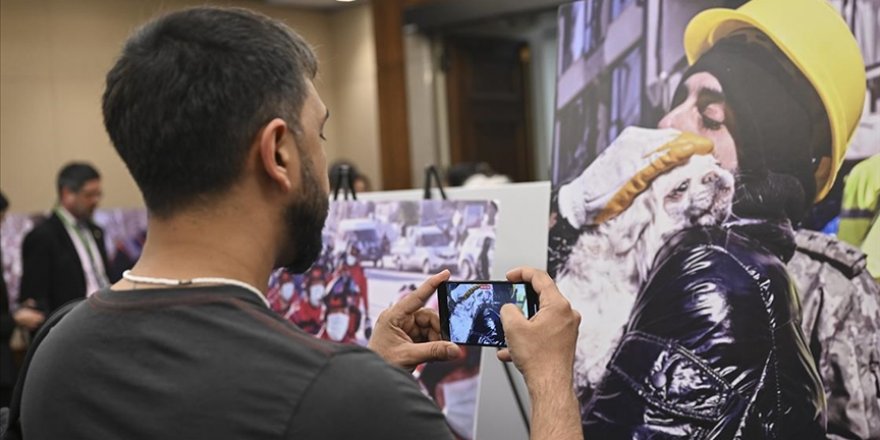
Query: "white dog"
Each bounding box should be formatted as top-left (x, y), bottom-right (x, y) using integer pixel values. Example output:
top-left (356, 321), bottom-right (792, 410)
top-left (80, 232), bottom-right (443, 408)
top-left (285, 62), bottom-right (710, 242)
top-left (556, 153), bottom-right (734, 400)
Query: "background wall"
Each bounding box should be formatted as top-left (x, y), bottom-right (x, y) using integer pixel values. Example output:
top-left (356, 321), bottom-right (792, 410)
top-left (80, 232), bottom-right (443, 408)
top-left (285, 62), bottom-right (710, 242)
top-left (325, 4), bottom-right (382, 189)
top-left (0, 0), bottom-right (380, 213)
top-left (402, 9), bottom-right (560, 184)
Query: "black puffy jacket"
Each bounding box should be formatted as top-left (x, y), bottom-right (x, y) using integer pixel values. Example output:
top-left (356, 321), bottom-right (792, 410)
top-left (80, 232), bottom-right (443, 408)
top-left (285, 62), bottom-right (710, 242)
top-left (582, 222), bottom-right (826, 439)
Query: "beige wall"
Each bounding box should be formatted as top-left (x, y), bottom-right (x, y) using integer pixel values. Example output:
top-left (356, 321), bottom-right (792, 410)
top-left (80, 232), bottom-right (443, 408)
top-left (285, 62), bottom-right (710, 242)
top-left (0, 0), bottom-right (380, 213)
top-left (325, 4), bottom-right (381, 190)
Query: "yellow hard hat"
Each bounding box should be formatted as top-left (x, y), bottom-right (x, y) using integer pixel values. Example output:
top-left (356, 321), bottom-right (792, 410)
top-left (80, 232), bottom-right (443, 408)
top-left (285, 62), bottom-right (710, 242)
top-left (684, 0), bottom-right (866, 202)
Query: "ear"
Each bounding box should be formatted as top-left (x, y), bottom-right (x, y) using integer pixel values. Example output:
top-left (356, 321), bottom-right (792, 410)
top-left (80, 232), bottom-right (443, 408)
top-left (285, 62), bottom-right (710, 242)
top-left (59, 187), bottom-right (74, 205)
top-left (257, 118), bottom-right (298, 193)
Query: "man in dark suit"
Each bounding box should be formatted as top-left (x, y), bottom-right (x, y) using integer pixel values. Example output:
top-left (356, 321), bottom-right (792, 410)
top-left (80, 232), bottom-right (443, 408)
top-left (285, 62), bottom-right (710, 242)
top-left (17, 163), bottom-right (109, 322)
top-left (1, 190), bottom-right (19, 407)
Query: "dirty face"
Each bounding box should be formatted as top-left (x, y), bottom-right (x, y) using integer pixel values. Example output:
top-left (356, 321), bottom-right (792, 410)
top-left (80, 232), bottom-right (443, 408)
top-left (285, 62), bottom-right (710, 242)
top-left (653, 154), bottom-right (734, 229)
top-left (659, 73), bottom-right (738, 171)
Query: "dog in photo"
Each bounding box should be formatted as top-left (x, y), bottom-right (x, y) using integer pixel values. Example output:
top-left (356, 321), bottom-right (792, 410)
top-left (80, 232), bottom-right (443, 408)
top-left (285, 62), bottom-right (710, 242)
top-left (555, 137), bottom-right (734, 403)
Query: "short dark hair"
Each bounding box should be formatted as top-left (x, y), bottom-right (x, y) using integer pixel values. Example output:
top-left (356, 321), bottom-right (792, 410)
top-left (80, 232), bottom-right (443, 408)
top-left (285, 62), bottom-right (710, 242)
top-left (0, 191), bottom-right (8, 213)
top-left (102, 7), bottom-right (318, 217)
top-left (57, 162), bottom-right (101, 195)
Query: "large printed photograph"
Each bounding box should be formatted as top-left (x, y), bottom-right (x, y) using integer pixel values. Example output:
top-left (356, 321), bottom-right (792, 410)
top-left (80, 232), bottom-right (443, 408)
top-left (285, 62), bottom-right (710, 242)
top-left (549, 0), bottom-right (879, 437)
top-left (265, 199), bottom-right (498, 440)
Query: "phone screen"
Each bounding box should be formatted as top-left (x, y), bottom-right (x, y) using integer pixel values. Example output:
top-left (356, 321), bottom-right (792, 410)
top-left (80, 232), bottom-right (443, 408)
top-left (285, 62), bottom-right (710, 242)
top-left (438, 281), bottom-right (538, 347)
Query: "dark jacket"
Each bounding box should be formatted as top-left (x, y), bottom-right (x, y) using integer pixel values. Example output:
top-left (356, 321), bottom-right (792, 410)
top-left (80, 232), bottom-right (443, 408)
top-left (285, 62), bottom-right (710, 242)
top-left (582, 222), bottom-right (826, 439)
top-left (19, 212), bottom-right (109, 314)
top-left (1, 247), bottom-right (16, 392)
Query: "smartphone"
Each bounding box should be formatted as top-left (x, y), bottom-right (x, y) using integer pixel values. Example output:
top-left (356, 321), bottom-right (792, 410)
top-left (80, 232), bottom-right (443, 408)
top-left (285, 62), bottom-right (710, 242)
top-left (437, 281), bottom-right (539, 347)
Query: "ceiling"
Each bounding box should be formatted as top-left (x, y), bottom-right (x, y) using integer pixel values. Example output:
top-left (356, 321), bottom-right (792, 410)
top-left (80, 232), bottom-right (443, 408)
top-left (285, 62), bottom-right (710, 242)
top-left (265, 0), bottom-right (359, 10)
top-left (404, 0), bottom-right (566, 30)
top-left (265, 0), bottom-right (566, 26)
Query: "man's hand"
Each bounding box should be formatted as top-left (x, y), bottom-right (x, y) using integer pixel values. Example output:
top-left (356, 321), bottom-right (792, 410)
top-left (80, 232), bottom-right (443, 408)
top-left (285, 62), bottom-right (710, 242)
top-left (497, 267), bottom-right (580, 383)
top-left (497, 267), bottom-right (582, 440)
top-left (368, 270), bottom-right (463, 371)
top-left (14, 307), bottom-right (45, 331)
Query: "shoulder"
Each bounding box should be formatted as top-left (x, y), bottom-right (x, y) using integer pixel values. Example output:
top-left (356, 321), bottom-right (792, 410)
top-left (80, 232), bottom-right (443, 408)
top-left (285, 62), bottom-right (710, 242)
top-left (640, 226), bottom-right (786, 325)
top-left (311, 349), bottom-right (422, 396)
top-left (848, 153), bottom-right (880, 180)
top-left (286, 349), bottom-right (451, 439)
top-left (651, 226), bottom-right (773, 282)
top-left (654, 227), bottom-right (730, 260)
top-left (26, 213), bottom-right (60, 234)
top-left (789, 231), bottom-right (880, 321)
top-left (23, 215), bottom-right (64, 246)
top-left (792, 229), bottom-right (867, 279)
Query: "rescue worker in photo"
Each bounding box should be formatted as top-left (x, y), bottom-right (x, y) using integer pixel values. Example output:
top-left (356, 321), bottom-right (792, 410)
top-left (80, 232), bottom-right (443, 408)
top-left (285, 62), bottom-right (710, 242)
top-left (284, 265), bottom-right (328, 336)
top-left (266, 270), bottom-right (297, 313)
top-left (335, 241), bottom-right (372, 339)
top-left (320, 275), bottom-right (361, 344)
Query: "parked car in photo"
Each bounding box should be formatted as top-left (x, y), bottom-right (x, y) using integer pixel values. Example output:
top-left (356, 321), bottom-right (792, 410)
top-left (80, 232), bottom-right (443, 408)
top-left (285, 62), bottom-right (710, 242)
top-left (391, 226), bottom-right (458, 274)
top-left (457, 229), bottom-right (495, 279)
top-left (335, 219), bottom-right (384, 267)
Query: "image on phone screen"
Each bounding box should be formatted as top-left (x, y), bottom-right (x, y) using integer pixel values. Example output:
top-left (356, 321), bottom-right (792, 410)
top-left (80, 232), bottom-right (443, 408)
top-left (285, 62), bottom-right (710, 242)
top-left (439, 282), bottom-right (536, 347)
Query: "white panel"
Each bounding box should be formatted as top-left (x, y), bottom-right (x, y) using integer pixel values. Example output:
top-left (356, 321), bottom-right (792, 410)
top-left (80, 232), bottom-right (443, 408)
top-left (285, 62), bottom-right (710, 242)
top-left (358, 181), bottom-right (551, 440)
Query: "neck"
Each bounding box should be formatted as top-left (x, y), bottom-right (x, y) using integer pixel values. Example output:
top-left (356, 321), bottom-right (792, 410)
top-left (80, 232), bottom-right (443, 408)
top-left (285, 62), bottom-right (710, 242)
top-left (115, 203), bottom-right (281, 293)
top-left (57, 204), bottom-right (81, 223)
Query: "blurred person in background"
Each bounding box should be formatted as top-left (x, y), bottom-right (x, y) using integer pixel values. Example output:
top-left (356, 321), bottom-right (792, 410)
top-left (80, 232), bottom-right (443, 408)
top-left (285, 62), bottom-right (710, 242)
top-left (17, 162), bottom-right (109, 323)
top-left (838, 154), bottom-right (880, 281)
top-left (0, 190), bottom-right (16, 407)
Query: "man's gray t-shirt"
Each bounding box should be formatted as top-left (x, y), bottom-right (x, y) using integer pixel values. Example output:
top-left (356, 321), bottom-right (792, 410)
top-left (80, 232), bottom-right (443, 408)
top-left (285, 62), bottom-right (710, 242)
top-left (20, 285), bottom-right (453, 440)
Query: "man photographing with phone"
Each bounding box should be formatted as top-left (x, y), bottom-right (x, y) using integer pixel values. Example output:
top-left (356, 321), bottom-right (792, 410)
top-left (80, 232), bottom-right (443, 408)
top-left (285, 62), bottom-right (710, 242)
top-left (8, 7), bottom-right (582, 440)
top-left (370, 268), bottom-right (583, 440)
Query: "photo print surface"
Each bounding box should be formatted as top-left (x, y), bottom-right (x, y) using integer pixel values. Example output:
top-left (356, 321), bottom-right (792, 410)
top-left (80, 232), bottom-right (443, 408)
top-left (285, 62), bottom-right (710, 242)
top-left (549, 0), bottom-right (879, 428)
top-left (266, 199), bottom-right (499, 440)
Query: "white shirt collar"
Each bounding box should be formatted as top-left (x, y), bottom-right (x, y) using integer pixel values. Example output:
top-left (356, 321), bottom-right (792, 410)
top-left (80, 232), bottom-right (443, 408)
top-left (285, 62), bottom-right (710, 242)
top-left (56, 205), bottom-right (77, 224)
top-left (57, 205), bottom-right (88, 227)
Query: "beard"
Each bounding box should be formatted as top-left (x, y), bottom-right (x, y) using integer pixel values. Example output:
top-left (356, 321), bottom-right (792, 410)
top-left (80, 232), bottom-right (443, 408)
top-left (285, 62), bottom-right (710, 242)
top-left (277, 159), bottom-right (330, 273)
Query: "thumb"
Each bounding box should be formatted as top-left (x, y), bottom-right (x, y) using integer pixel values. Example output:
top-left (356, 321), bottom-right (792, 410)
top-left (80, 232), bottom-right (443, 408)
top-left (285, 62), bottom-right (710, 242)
top-left (500, 303), bottom-right (527, 329)
top-left (496, 348), bottom-right (512, 362)
top-left (402, 341), bottom-right (463, 366)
